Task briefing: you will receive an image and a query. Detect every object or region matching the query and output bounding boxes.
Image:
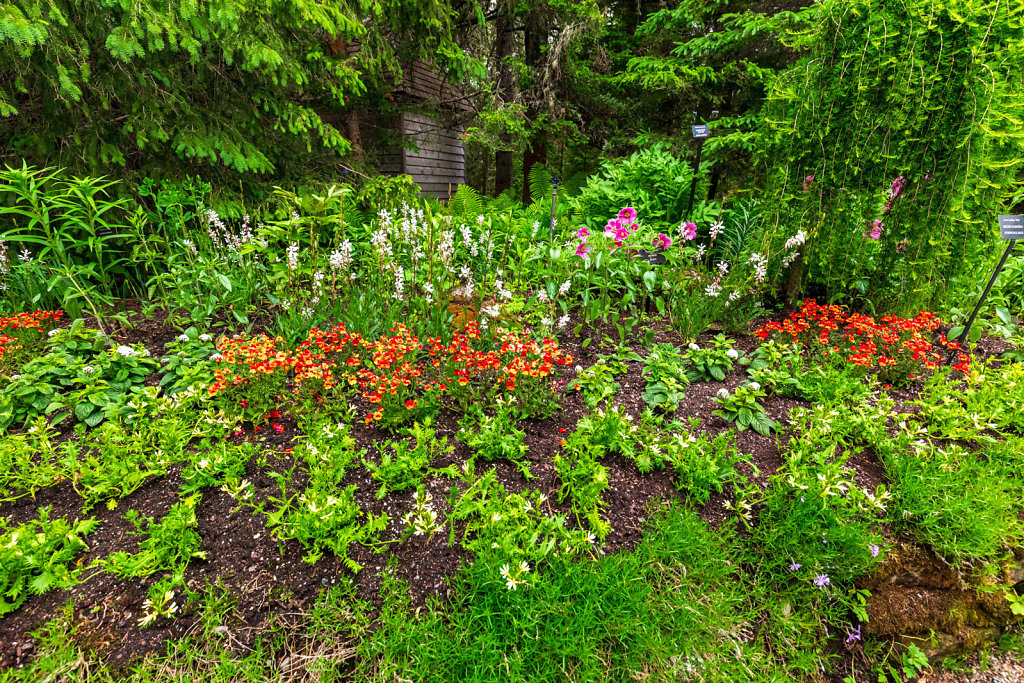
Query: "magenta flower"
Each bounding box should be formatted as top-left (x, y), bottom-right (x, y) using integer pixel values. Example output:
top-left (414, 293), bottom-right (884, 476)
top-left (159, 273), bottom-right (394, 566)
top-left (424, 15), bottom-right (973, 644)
top-left (803, 175), bottom-right (815, 192)
top-left (679, 222), bottom-right (697, 241)
top-left (866, 221), bottom-right (883, 240)
top-left (618, 207), bottom-right (637, 223)
top-left (628, 222), bottom-right (639, 232)
top-left (603, 219), bottom-right (621, 239)
top-left (575, 242), bottom-right (591, 258)
top-left (653, 233), bottom-right (672, 249)
top-left (577, 227), bottom-right (590, 239)
top-left (614, 225), bottom-right (632, 242)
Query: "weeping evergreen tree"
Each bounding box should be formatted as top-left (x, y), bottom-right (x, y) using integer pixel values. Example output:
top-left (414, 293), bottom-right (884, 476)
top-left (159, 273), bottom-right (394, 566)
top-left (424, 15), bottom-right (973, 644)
top-left (0, 1), bottom-right (470, 187)
top-left (759, 0), bottom-right (1024, 311)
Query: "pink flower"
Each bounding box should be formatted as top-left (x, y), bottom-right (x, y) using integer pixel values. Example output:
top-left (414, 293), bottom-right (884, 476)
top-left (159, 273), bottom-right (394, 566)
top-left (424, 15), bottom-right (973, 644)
top-left (803, 175), bottom-right (815, 192)
top-left (653, 233), bottom-right (672, 249)
top-left (628, 222), bottom-right (639, 232)
top-left (272, 422), bottom-right (284, 433)
top-left (603, 219), bottom-right (621, 239)
top-left (577, 227), bottom-right (590, 239)
top-left (618, 207), bottom-right (637, 223)
top-left (866, 220), bottom-right (883, 240)
top-left (575, 242), bottom-right (591, 258)
top-left (679, 222), bottom-right (697, 241)
top-left (614, 225), bottom-right (632, 243)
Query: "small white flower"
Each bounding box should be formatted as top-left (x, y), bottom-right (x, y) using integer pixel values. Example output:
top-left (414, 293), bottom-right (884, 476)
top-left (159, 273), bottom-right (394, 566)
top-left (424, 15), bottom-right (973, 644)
top-left (177, 333), bottom-right (191, 342)
top-left (116, 345), bottom-right (137, 358)
top-left (47, 329), bottom-right (60, 337)
top-left (748, 382), bottom-right (761, 391)
top-left (82, 366), bottom-right (95, 374)
top-left (688, 343), bottom-right (700, 351)
top-left (199, 334), bottom-right (212, 342)
top-left (717, 388), bottom-right (730, 399)
top-left (210, 353), bottom-right (223, 361)
top-left (726, 349), bottom-right (738, 360)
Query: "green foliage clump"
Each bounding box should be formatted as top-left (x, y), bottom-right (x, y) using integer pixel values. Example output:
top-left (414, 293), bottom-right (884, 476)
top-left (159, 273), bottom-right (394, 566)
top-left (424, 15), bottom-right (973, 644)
top-left (761, 0), bottom-right (1024, 310)
top-left (640, 342), bottom-right (689, 411)
top-left (0, 508), bottom-right (98, 616)
top-left (364, 423), bottom-right (453, 499)
top-left (457, 399), bottom-right (532, 480)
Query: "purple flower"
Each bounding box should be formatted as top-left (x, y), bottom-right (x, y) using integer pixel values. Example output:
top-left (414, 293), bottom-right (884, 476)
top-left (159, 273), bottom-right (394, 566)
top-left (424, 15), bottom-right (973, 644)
top-left (679, 222), bottom-right (697, 241)
top-left (653, 233), bottom-right (672, 250)
top-left (869, 544), bottom-right (880, 558)
top-left (845, 625), bottom-right (862, 643)
top-left (814, 574), bottom-right (830, 589)
top-left (618, 207), bottom-right (637, 223)
top-left (788, 562), bottom-right (802, 572)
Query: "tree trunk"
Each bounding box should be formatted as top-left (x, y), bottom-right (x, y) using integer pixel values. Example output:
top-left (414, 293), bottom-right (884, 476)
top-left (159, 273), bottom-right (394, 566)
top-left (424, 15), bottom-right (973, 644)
top-left (521, 9), bottom-right (547, 205)
top-left (493, 8), bottom-right (516, 197)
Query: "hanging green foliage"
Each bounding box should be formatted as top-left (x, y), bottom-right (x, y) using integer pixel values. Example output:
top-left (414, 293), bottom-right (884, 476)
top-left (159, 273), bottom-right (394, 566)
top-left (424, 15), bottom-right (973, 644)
top-left (758, 0), bottom-right (1024, 312)
top-left (0, 1), bottom-right (467, 185)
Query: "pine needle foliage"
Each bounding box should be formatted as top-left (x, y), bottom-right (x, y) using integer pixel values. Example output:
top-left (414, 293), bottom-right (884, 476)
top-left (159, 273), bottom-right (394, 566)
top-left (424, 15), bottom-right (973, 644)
top-left (0, 1), bottom-right (465, 185)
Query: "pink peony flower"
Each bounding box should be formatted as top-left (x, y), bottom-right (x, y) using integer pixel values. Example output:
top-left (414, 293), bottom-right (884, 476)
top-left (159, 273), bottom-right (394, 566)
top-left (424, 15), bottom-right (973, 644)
top-left (614, 225), bottom-right (632, 242)
top-left (653, 233), bottom-right (672, 249)
top-left (575, 242), bottom-right (591, 258)
top-left (618, 207), bottom-right (637, 223)
top-left (679, 222), bottom-right (697, 241)
top-left (577, 227), bottom-right (590, 239)
top-left (603, 219), bottom-right (621, 239)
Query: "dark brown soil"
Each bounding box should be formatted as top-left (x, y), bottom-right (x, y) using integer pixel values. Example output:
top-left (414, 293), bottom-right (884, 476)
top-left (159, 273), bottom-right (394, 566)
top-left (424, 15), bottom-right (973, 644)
top-left (0, 310), bottom-right (996, 673)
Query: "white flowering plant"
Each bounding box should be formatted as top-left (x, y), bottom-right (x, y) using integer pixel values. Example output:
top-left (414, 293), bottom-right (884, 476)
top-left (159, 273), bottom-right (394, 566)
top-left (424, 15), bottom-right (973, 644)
top-left (448, 468), bottom-right (593, 567)
top-left (712, 382), bottom-right (777, 436)
top-left (684, 334), bottom-right (740, 383)
top-left (158, 326), bottom-right (220, 397)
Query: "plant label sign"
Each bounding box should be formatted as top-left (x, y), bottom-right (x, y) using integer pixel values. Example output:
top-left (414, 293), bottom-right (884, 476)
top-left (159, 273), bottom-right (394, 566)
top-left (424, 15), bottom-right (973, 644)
top-left (999, 215), bottom-right (1024, 240)
top-left (691, 124), bottom-right (710, 138)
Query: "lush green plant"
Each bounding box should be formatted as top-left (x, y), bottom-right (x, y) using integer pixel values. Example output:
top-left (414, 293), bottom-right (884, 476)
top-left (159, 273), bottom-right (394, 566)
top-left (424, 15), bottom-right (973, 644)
top-left (571, 360), bottom-right (622, 408)
top-left (261, 422), bottom-right (387, 570)
top-left (364, 423), bottom-right (453, 500)
top-left (761, 0), bottom-right (1024, 311)
top-left (457, 399), bottom-right (532, 480)
top-left (640, 342), bottom-right (689, 411)
top-left (105, 494), bottom-right (205, 580)
top-left (0, 507), bottom-right (98, 616)
top-left (642, 419), bottom-right (748, 505)
top-left (0, 2), bottom-right (469, 187)
top-left (684, 334), bottom-right (739, 382)
top-left (713, 382), bottom-right (777, 436)
top-left (553, 427), bottom-right (610, 540)
top-left (158, 327), bottom-right (219, 396)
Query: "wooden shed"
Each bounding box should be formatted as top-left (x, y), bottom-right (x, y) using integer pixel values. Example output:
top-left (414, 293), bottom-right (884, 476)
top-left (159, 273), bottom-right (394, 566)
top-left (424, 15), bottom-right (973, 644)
top-left (326, 40), bottom-right (473, 198)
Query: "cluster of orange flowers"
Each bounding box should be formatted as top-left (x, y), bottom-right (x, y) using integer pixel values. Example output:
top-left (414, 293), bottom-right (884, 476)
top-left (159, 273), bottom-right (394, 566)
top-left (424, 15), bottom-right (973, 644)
top-left (0, 311), bottom-right (63, 363)
top-left (755, 299), bottom-right (969, 379)
top-left (207, 320), bottom-right (573, 423)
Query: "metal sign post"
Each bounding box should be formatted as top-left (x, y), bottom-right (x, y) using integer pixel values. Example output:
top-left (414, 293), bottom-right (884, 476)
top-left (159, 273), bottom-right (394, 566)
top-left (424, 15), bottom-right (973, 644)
top-left (945, 215), bottom-right (1022, 365)
top-left (685, 123), bottom-right (710, 221)
top-left (549, 175), bottom-right (560, 242)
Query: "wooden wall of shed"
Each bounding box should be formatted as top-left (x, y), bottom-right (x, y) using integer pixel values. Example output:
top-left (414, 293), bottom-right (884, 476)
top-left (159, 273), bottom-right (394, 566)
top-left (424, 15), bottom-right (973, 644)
top-left (399, 112), bottom-right (466, 198)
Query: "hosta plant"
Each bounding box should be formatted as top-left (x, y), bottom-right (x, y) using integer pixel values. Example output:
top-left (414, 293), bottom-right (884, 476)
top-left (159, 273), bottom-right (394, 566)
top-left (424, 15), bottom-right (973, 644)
top-left (684, 334), bottom-right (740, 383)
top-left (713, 382), bottom-right (777, 436)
